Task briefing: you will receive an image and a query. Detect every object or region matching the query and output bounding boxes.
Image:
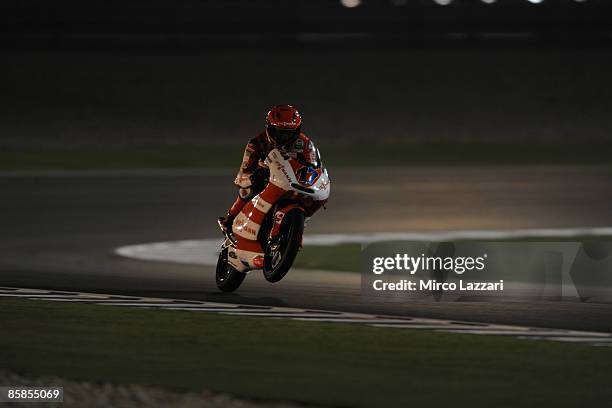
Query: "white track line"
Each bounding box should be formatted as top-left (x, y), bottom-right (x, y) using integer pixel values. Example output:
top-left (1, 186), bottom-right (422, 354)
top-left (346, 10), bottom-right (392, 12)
top-left (520, 336), bottom-right (612, 343)
top-left (113, 227), bottom-right (612, 266)
top-left (220, 312), bottom-right (375, 318)
top-left (443, 330), bottom-right (609, 337)
top-left (1, 287), bottom-right (611, 346)
top-left (292, 318), bottom-right (415, 324)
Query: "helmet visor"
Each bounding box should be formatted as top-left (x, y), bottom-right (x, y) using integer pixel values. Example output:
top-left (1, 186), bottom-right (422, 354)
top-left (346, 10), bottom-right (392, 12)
top-left (267, 125), bottom-right (300, 146)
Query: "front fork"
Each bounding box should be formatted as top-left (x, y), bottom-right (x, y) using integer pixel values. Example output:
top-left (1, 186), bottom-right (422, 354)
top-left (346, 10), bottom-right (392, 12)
top-left (266, 206), bottom-right (305, 252)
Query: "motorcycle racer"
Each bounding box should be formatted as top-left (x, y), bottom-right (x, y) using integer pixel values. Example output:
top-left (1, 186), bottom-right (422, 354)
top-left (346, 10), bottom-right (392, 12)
top-left (219, 105), bottom-right (320, 233)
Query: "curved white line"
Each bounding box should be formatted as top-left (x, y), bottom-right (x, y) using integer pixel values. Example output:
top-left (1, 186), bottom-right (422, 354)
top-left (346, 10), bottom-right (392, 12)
top-left (114, 227), bottom-right (612, 266)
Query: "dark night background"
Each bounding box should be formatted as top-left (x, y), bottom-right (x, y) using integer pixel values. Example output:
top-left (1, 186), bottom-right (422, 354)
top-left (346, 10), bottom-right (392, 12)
top-left (2, 4), bottom-right (612, 406)
top-left (1, 0), bottom-right (611, 161)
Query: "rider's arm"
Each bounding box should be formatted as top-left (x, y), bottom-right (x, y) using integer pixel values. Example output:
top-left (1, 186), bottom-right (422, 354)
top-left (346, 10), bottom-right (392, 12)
top-left (234, 137), bottom-right (261, 188)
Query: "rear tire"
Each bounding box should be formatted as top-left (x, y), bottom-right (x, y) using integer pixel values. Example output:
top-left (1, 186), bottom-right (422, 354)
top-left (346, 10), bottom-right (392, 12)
top-left (216, 248), bottom-right (246, 292)
top-left (263, 210), bottom-right (304, 283)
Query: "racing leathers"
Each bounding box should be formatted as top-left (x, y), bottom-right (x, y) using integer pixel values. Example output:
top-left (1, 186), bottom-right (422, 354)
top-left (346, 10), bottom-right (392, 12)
top-left (220, 131), bottom-right (317, 232)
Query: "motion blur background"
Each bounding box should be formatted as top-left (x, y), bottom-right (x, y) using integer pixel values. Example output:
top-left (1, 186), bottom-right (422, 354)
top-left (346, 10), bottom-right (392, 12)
top-left (2, 0), bottom-right (612, 167)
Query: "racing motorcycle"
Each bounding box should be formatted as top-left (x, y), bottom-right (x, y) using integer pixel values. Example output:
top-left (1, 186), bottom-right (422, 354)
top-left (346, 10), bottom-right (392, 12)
top-left (216, 145), bottom-right (330, 292)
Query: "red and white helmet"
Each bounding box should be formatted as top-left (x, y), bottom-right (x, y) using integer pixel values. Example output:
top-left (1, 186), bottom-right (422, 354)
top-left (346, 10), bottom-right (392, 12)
top-left (265, 105), bottom-right (302, 147)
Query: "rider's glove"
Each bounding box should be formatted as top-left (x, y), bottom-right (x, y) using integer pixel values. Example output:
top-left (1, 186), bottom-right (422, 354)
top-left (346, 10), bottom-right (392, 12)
top-left (239, 187), bottom-right (253, 200)
top-left (234, 172), bottom-right (253, 189)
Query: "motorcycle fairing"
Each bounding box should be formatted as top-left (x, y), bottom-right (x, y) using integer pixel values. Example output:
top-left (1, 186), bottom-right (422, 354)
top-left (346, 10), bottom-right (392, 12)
top-left (233, 183), bottom-right (285, 242)
top-left (230, 181), bottom-right (285, 272)
top-left (228, 235), bottom-right (264, 272)
top-left (270, 204), bottom-right (304, 238)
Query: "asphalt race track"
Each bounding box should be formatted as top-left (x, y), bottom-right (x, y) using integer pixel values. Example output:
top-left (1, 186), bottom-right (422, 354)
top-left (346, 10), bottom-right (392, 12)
top-left (2, 166), bottom-right (612, 332)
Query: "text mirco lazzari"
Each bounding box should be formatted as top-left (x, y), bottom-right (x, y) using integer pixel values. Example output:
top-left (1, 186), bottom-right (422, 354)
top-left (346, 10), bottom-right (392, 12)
top-left (370, 253), bottom-right (504, 292)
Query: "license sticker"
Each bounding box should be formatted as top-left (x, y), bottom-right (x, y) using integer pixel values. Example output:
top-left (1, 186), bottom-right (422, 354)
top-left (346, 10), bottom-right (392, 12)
top-left (253, 256), bottom-right (265, 268)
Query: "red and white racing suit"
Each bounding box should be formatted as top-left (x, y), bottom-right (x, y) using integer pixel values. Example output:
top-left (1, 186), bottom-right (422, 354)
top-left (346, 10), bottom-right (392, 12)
top-left (225, 131), bottom-right (316, 221)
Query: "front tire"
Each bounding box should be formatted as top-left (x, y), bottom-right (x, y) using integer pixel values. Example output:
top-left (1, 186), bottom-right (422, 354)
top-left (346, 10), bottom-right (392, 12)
top-left (216, 247), bottom-right (246, 292)
top-left (263, 210), bottom-right (304, 283)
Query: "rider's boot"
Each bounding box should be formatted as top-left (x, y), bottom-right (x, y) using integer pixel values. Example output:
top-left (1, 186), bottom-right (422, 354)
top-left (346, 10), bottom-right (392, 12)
top-left (218, 196), bottom-right (248, 234)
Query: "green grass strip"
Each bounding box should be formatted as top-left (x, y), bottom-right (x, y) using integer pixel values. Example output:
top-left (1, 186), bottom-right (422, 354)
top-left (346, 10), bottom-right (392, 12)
top-left (1, 142), bottom-right (611, 170)
top-left (294, 244), bottom-right (360, 272)
top-left (1, 299), bottom-right (611, 407)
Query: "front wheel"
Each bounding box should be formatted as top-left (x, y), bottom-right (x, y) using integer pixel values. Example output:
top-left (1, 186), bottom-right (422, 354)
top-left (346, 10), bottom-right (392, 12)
top-left (216, 247), bottom-right (246, 292)
top-left (263, 210), bottom-right (304, 283)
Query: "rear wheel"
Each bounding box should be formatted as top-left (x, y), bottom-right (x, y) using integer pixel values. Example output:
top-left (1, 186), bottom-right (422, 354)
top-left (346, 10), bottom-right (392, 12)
top-left (216, 247), bottom-right (246, 292)
top-left (263, 210), bottom-right (304, 283)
